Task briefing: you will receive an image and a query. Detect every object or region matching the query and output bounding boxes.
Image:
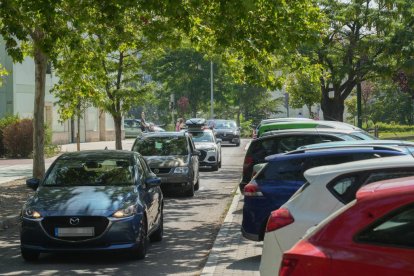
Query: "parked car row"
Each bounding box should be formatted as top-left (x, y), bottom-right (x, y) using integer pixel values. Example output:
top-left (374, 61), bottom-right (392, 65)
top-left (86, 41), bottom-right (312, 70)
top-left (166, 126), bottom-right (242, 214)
top-left (19, 117), bottom-right (236, 262)
top-left (240, 118), bottom-right (414, 275)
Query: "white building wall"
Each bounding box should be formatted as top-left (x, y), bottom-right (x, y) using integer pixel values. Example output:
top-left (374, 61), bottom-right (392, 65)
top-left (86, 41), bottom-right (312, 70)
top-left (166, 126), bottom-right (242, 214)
top-left (11, 56), bottom-right (116, 144)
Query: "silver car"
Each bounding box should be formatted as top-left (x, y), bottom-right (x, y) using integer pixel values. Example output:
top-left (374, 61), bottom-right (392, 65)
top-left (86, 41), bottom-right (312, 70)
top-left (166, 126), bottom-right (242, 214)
top-left (131, 132), bottom-right (200, 196)
top-left (188, 129), bottom-right (222, 171)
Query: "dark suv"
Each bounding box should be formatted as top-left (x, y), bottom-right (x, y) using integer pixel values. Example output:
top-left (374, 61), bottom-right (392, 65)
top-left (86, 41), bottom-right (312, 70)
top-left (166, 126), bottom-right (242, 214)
top-left (240, 128), bottom-right (376, 192)
top-left (208, 119), bottom-right (241, 146)
top-left (132, 132), bottom-right (200, 196)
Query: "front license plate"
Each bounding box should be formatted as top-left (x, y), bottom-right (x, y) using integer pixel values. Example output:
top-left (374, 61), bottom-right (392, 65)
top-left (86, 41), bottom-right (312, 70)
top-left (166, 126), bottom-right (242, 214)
top-left (55, 227), bottom-right (95, 237)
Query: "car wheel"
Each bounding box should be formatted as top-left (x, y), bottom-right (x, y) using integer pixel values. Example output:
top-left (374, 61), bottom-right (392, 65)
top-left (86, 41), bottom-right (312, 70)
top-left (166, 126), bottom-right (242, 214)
top-left (185, 182), bottom-right (195, 197)
top-left (212, 164), bottom-right (219, 171)
top-left (150, 210), bottom-right (163, 242)
top-left (194, 179), bottom-right (200, 191)
top-left (134, 216), bottom-right (149, 259)
top-left (235, 142), bottom-right (240, 147)
top-left (21, 248), bottom-right (39, 262)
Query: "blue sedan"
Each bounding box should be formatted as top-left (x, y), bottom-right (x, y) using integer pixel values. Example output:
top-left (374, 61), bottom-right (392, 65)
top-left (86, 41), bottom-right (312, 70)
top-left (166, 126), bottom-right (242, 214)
top-left (20, 150), bottom-right (163, 261)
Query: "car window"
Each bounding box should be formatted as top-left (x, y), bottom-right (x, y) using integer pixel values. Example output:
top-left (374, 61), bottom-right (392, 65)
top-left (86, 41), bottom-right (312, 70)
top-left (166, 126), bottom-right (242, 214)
top-left (356, 203), bottom-right (414, 249)
top-left (304, 155), bottom-right (354, 170)
top-left (44, 158), bottom-right (134, 186)
top-left (132, 136), bottom-right (188, 156)
top-left (190, 131), bottom-right (214, 142)
top-left (134, 155), bottom-right (145, 181)
top-left (256, 158), bottom-right (306, 181)
top-left (364, 170), bottom-right (414, 185)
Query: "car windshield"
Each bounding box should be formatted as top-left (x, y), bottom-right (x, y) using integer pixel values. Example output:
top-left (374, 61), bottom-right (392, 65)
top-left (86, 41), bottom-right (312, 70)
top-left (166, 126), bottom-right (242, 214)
top-left (133, 136), bottom-right (188, 156)
top-left (43, 158), bottom-right (134, 187)
top-left (215, 120), bottom-right (237, 129)
top-left (190, 131), bottom-right (214, 142)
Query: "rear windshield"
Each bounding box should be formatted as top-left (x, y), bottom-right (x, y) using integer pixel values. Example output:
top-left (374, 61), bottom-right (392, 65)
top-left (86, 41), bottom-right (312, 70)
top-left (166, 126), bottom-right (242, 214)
top-left (44, 158), bottom-right (134, 187)
top-left (256, 158), bottom-right (306, 182)
top-left (132, 136), bottom-right (188, 156)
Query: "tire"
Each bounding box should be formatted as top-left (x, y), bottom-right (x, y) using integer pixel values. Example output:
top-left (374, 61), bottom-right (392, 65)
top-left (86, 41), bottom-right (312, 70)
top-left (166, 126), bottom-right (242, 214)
top-left (134, 216), bottom-right (149, 260)
top-left (212, 164), bottom-right (219, 171)
top-left (150, 211), bottom-right (163, 242)
top-left (185, 182), bottom-right (195, 197)
top-left (21, 248), bottom-right (39, 262)
top-left (194, 179), bottom-right (200, 191)
top-left (235, 142), bottom-right (240, 147)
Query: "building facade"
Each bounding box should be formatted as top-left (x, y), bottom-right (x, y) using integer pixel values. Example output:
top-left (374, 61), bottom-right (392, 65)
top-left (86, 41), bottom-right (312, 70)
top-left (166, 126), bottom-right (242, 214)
top-left (0, 42), bottom-right (119, 144)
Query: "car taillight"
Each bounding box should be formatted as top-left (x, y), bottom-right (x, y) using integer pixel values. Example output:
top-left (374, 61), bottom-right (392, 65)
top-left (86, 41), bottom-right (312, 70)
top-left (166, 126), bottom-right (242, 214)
top-left (266, 208), bottom-right (294, 232)
top-left (243, 155), bottom-right (253, 174)
top-left (279, 257), bottom-right (298, 276)
top-left (243, 183), bottom-right (263, 197)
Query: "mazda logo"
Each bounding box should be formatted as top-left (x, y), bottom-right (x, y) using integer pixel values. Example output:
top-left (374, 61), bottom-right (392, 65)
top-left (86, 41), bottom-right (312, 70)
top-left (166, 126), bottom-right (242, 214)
top-left (153, 169), bottom-right (159, 174)
top-left (69, 217), bottom-right (80, 225)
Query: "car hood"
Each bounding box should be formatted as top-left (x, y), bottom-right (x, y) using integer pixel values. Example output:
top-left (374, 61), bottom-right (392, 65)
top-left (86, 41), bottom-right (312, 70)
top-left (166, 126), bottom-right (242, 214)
top-left (144, 155), bottom-right (189, 168)
top-left (26, 186), bottom-right (137, 216)
top-left (195, 143), bottom-right (217, 150)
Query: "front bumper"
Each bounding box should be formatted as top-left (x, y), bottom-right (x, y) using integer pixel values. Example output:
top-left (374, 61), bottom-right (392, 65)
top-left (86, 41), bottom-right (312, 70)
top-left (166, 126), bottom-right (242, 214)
top-left (199, 150), bottom-right (218, 168)
top-left (216, 133), bottom-right (240, 144)
top-left (20, 214), bottom-right (144, 253)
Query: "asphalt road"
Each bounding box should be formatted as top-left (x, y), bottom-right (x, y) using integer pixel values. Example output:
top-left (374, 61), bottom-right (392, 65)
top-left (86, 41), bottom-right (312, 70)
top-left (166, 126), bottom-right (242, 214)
top-left (0, 140), bottom-right (248, 276)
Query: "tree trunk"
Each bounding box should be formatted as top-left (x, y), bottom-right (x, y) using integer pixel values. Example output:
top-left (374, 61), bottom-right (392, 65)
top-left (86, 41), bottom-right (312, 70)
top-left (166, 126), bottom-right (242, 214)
top-left (77, 113), bottom-right (81, 151)
top-left (321, 91), bottom-right (344, 121)
top-left (113, 114), bottom-right (122, 150)
top-left (32, 46), bottom-right (47, 179)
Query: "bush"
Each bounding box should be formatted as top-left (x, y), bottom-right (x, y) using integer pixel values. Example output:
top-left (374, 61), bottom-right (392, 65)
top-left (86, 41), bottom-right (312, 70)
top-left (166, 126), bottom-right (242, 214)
top-left (44, 124), bottom-right (61, 157)
top-left (375, 122), bottom-right (414, 133)
top-left (3, 119), bottom-right (33, 158)
top-left (0, 115), bottom-right (20, 157)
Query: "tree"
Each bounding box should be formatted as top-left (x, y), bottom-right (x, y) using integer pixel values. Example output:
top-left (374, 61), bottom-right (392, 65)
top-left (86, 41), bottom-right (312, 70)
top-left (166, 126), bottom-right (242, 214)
top-left (0, 1), bottom-right (81, 178)
top-left (314, 0), bottom-right (414, 121)
top-left (285, 72), bottom-right (321, 115)
top-left (144, 48), bottom-right (212, 119)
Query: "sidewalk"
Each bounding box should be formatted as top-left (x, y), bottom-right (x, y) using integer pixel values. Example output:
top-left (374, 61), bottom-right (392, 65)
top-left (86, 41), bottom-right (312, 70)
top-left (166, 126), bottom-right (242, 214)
top-left (202, 188), bottom-right (262, 275)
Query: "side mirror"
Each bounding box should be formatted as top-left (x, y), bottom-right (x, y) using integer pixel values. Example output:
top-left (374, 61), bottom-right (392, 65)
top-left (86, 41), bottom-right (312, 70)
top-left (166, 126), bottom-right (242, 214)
top-left (26, 178), bottom-right (40, 191)
top-left (145, 177), bottom-right (161, 187)
top-left (192, 150), bottom-right (201, 156)
top-left (216, 138), bottom-right (222, 144)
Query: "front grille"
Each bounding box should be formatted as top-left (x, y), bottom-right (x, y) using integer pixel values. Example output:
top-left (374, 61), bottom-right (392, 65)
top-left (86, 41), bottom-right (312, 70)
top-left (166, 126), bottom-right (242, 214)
top-left (151, 167), bottom-right (171, 174)
top-left (199, 150), bottom-right (207, 161)
top-left (217, 133), bottom-right (234, 139)
top-left (42, 216), bottom-right (109, 241)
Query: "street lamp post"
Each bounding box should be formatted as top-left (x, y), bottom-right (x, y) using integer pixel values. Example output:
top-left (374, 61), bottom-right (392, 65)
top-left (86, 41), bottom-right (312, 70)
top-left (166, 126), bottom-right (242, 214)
top-left (210, 61), bottom-right (214, 119)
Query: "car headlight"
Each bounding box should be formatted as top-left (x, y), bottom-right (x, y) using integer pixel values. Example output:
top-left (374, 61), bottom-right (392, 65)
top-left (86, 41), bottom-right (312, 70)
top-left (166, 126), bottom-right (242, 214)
top-left (173, 167), bottom-right (189, 174)
top-left (23, 208), bottom-right (42, 219)
top-left (112, 205), bottom-right (136, 218)
top-left (204, 147), bottom-right (216, 152)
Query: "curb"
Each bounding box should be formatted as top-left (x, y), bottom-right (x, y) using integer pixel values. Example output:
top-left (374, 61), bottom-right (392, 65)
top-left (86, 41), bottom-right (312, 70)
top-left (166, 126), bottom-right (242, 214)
top-left (201, 187), bottom-right (242, 275)
top-left (0, 214), bottom-right (20, 230)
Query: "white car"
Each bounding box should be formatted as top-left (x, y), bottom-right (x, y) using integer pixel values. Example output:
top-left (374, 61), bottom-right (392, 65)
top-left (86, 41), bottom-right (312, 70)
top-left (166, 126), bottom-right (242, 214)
top-left (188, 129), bottom-right (222, 171)
top-left (260, 155), bottom-right (414, 276)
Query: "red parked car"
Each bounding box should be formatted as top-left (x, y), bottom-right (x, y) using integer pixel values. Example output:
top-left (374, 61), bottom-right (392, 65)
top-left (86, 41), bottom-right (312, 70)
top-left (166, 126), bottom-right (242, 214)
top-left (280, 176), bottom-right (414, 276)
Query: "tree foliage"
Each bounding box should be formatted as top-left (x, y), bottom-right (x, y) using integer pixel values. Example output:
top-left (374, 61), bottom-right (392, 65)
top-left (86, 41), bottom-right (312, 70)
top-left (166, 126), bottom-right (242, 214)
top-left (303, 0), bottom-right (414, 121)
top-left (285, 72), bottom-right (321, 114)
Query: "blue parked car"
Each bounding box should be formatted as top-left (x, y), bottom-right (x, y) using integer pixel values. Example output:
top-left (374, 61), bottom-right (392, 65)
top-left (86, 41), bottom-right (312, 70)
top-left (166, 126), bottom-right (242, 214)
top-left (20, 150), bottom-right (163, 261)
top-left (241, 146), bottom-right (410, 241)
